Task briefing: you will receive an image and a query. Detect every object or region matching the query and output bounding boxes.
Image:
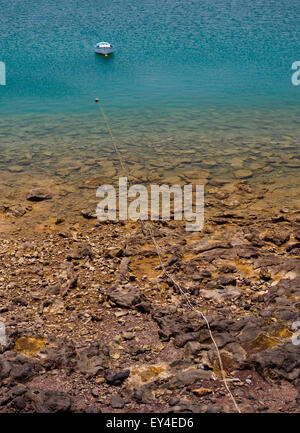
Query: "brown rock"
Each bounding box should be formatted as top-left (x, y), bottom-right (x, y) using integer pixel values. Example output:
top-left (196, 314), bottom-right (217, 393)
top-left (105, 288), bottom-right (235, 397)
top-left (192, 388), bottom-right (212, 397)
top-left (235, 169), bottom-right (253, 179)
top-left (26, 188), bottom-right (52, 201)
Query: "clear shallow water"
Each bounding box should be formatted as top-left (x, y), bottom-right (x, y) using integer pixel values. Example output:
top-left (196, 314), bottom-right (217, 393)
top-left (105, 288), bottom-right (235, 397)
top-left (0, 0), bottom-right (300, 215)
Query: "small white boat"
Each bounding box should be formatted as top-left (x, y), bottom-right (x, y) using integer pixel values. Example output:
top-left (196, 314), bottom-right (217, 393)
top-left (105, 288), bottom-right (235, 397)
top-left (94, 41), bottom-right (115, 56)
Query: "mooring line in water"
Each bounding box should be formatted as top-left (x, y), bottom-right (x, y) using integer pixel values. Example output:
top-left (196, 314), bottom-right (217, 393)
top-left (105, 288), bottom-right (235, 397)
top-left (95, 99), bottom-right (241, 413)
top-left (96, 99), bottom-right (127, 175)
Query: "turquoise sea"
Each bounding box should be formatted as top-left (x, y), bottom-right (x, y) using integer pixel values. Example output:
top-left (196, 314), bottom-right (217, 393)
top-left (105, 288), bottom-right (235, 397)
top-left (0, 0), bottom-right (300, 217)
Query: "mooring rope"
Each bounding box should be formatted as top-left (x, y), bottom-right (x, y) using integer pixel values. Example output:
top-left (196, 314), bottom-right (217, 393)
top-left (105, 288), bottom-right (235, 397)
top-left (95, 98), bottom-right (241, 413)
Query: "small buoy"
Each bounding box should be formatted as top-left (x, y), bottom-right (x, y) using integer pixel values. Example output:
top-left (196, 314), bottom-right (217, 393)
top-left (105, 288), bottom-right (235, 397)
top-left (95, 98), bottom-right (99, 103)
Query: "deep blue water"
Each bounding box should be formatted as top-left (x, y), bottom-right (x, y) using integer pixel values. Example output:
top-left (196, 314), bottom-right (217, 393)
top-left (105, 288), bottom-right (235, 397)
top-left (0, 0), bottom-right (300, 142)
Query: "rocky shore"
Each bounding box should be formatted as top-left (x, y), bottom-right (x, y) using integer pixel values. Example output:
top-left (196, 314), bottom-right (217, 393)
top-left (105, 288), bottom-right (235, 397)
top-left (0, 177), bottom-right (300, 414)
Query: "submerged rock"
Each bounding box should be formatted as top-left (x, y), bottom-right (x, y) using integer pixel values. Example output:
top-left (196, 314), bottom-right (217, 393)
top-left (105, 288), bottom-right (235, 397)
top-left (26, 188), bottom-right (52, 201)
top-left (234, 169), bottom-right (253, 179)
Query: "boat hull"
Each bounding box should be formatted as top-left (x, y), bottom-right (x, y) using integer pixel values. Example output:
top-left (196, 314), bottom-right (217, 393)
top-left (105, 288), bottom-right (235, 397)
top-left (95, 47), bottom-right (115, 55)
